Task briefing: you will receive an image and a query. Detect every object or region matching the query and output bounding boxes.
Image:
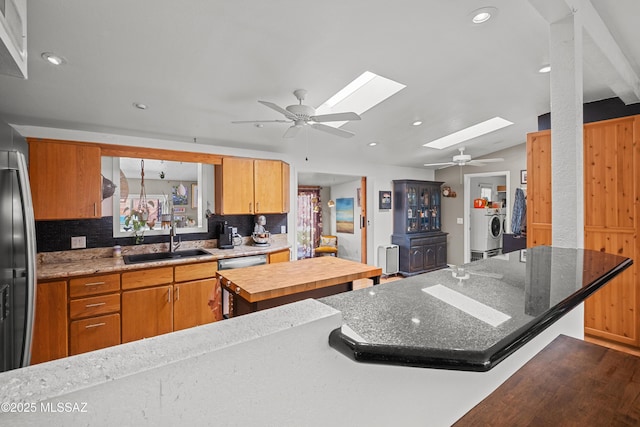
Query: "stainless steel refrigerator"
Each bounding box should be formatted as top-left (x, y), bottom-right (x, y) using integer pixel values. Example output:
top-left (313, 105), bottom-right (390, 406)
top-left (0, 120), bottom-right (37, 372)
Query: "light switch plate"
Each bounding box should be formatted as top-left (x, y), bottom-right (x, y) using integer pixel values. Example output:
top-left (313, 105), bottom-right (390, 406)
top-left (457, 218), bottom-right (464, 225)
top-left (281, 225), bottom-right (286, 233)
top-left (71, 236), bottom-right (86, 249)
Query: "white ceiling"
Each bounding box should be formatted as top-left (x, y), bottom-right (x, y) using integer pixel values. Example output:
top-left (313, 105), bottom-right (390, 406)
top-left (1, 0), bottom-right (639, 169)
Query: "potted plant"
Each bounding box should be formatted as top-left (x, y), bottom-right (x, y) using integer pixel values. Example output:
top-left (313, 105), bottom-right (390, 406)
top-left (123, 200), bottom-right (155, 244)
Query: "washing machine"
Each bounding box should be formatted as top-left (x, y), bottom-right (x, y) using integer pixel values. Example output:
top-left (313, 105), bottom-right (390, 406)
top-left (470, 208), bottom-right (503, 252)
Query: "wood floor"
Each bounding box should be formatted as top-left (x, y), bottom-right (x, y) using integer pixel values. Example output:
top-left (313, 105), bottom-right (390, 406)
top-left (454, 334), bottom-right (640, 426)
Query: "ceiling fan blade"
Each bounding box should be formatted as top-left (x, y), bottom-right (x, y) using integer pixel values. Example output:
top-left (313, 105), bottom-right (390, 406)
top-left (310, 123), bottom-right (355, 138)
top-left (283, 125), bottom-right (302, 138)
top-left (258, 100), bottom-right (298, 120)
top-left (231, 119), bottom-right (291, 124)
top-left (423, 162), bottom-right (455, 167)
top-left (310, 112), bottom-right (361, 122)
top-left (473, 158), bottom-right (504, 163)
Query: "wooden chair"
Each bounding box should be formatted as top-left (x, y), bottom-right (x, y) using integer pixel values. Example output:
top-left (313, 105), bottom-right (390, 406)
top-left (315, 235), bottom-right (338, 257)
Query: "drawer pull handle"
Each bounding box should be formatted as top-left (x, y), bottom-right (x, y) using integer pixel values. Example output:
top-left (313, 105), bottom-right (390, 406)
top-left (85, 322), bottom-right (106, 329)
top-left (84, 281), bottom-right (106, 287)
top-left (85, 302), bottom-right (106, 308)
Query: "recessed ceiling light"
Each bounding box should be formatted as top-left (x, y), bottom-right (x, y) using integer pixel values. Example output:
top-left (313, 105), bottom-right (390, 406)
top-left (368, 142), bottom-right (378, 147)
top-left (412, 120), bottom-right (423, 126)
top-left (538, 65), bottom-right (551, 73)
top-left (133, 102), bottom-right (148, 110)
top-left (470, 7), bottom-right (498, 24)
top-left (41, 52), bottom-right (65, 65)
top-left (423, 117), bottom-right (513, 150)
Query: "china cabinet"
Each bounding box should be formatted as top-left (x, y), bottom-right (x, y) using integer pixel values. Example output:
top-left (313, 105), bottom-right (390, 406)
top-left (391, 180), bottom-right (447, 275)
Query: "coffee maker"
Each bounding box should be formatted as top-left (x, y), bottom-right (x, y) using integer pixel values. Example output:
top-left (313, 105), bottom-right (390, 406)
top-left (217, 221), bottom-right (234, 249)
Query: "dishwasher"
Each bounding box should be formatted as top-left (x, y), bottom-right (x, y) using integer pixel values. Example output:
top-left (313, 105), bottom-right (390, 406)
top-left (218, 254), bottom-right (267, 318)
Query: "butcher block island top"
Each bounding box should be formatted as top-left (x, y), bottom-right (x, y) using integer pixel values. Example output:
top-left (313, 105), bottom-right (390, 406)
top-left (217, 257), bottom-right (382, 316)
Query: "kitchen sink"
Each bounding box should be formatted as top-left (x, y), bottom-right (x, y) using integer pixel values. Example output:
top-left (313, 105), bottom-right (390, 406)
top-left (123, 248), bottom-right (211, 265)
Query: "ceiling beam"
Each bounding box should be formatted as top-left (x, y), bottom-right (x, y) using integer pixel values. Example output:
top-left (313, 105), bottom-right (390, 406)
top-left (529, 0), bottom-right (640, 105)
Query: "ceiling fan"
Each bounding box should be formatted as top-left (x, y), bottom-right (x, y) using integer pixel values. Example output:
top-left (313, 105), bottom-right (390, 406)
top-left (232, 89), bottom-right (361, 138)
top-left (423, 147), bottom-right (504, 169)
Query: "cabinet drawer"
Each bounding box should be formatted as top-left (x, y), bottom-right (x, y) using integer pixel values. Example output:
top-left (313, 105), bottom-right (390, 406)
top-left (175, 261), bottom-right (217, 283)
top-left (122, 266), bottom-right (173, 290)
top-left (69, 273), bottom-right (120, 298)
top-left (69, 293), bottom-right (120, 320)
top-left (69, 313), bottom-right (121, 356)
top-left (411, 236), bottom-right (446, 246)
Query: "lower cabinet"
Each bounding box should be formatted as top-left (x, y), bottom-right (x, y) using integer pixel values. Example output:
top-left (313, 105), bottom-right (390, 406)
top-left (268, 248), bottom-right (290, 263)
top-left (122, 285), bottom-right (173, 343)
top-left (69, 314), bottom-right (121, 356)
top-left (121, 262), bottom-right (219, 343)
top-left (31, 280), bottom-right (68, 364)
top-left (393, 232), bottom-right (448, 276)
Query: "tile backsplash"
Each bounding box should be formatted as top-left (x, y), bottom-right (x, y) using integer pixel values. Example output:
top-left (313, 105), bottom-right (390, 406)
top-left (36, 213), bottom-right (287, 252)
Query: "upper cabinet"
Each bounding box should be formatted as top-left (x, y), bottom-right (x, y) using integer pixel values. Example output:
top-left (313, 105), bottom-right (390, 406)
top-left (215, 157), bottom-right (290, 214)
top-left (0, 0), bottom-right (27, 78)
top-left (28, 139), bottom-right (102, 220)
top-left (392, 180), bottom-right (443, 234)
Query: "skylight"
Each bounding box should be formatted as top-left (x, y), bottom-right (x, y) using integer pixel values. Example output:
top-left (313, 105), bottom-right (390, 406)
top-left (315, 71), bottom-right (406, 128)
top-left (423, 117), bottom-right (514, 150)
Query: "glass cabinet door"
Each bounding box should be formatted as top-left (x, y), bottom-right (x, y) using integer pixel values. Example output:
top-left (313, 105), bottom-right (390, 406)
top-left (430, 188), bottom-right (441, 231)
top-left (406, 184), bottom-right (418, 232)
top-left (418, 186), bottom-right (430, 232)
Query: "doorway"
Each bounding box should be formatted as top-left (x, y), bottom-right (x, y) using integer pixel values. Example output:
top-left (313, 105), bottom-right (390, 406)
top-left (463, 171), bottom-right (510, 263)
top-left (297, 172), bottom-right (367, 263)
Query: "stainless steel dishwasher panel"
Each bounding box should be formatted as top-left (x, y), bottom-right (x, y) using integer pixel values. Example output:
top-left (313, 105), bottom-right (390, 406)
top-left (218, 254), bottom-right (267, 317)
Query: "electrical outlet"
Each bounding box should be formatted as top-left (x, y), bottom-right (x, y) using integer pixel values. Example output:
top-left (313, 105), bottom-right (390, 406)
top-left (457, 218), bottom-right (464, 225)
top-left (281, 225), bottom-right (286, 233)
top-left (231, 227), bottom-right (238, 234)
top-left (71, 236), bottom-right (86, 249)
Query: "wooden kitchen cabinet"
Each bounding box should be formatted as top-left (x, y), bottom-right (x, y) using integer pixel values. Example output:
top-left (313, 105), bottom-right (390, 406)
top-left (31, 280), bottom-right (68, 364)
top-left (173, 278), bottom-right (219, 331)
top-left (70, 314), bottom-right (121, 356)
top-left (68, 272), bottom-right (121, 355)
top-left (28, 139), bottom-right (102, 220)
top-left (122, 261), bottom-right (220, 341)
top-left (268, 248), bottom-right (290, 264)
top-left (527, 115), bottom-right (640, 348)
top-left (122, 285), bottom-right (173, 343)
top-left (215, 157), bottom-right (289, 214)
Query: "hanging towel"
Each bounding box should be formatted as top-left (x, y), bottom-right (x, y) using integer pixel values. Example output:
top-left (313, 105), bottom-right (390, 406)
top-left (511, 188), bottom-right (526, 235)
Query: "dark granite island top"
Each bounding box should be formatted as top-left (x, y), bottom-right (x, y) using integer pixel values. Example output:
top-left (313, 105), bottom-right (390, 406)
top-left (321, 246), bottom-right (632, 371)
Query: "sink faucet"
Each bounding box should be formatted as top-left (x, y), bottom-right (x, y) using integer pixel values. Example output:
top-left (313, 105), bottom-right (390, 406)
top-left (169, 208), bottom-right (181, 253)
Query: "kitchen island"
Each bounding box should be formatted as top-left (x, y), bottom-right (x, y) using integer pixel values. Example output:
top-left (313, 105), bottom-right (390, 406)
top-left (322, 246), bottom-right (631, 371)
top-left (217, 256), bottom-right (382, 316)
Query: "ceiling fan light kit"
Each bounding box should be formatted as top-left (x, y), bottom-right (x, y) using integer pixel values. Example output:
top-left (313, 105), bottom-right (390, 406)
top-left (424, 147), bottom-right (504, 169)
top-left (232, 89), bottom-right (361, 138)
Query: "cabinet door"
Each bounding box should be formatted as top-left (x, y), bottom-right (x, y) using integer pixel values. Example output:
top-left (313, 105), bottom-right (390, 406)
top-left (31, 281), bottom-right (68, 364)
top-left (526, 131), bottom-right (552, 247)
top-left (435, 242), bottom-right (447, 268)
top-left (173, 278), bottom-right (220, 331)
top-left (268, 249), bottom-right (290, 263)
top-left (409, 246), bottom-right (424, 272)
top-left (281, 161), bottom-right (290, 213)
top-left (424, 245), bottom-right (436, 270)
top-left (122, 286), bottom-right (173, 343)
top-left (216, 157), bottom-right (255, 214)
top-left (69, 313), bottom-right (120, 356)
top-left (254, 159), bottom-right (283, 213)
top-left (29, 140), bottom-right (102, 220)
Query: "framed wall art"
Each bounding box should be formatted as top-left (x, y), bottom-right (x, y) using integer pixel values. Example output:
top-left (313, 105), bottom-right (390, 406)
top-left (379, 191), bottom-right (391, 210)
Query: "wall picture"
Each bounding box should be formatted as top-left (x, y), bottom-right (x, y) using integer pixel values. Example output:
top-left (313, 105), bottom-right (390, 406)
top-left (336, 197), bottom-right (354, 234)
top-left (379, 191), bottom-right (391, 209)
top-left (172, 183), bottom-right (188, 206)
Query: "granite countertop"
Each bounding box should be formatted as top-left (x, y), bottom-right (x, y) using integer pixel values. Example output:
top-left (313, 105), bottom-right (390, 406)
top-left (36, 235), bottom-right (290, 280)
top-left (321, 246), bottom-right (632, 372)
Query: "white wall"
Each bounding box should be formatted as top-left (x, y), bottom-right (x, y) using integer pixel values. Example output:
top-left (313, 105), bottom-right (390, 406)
top-left (436, 144), bottom-right (527, 265)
